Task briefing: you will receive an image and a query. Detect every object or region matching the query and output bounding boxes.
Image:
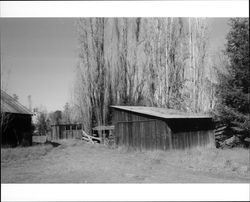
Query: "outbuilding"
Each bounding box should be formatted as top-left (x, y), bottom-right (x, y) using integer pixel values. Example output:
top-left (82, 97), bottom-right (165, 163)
top-left (111, 106), bottom-right (215, 150)
top-left (1, 90), bottom-right (33, 146)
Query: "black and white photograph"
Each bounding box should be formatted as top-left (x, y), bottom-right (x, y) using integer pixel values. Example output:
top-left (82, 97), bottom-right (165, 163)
top-left (0, 0), bottom-right (249, 201)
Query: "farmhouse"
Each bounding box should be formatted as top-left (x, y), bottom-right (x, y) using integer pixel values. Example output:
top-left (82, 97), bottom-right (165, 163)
top-left (1, 90), bottom-right (33, 146)
top-left (111, 106), bottom-right (215, 150)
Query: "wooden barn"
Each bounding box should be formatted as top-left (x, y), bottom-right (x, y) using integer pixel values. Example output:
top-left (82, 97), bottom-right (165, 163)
top-left (1, 90), bottom-right (33, 146)
top-left (111, 106), bottom-right (215, 150)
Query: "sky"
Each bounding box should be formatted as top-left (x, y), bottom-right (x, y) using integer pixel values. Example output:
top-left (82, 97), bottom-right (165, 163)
top-left (1, 18), bottom-right (78, 111)
top-left (1, 18), bottom-right (230, 112)
top-left (208, 18), bottom-right (230, 53)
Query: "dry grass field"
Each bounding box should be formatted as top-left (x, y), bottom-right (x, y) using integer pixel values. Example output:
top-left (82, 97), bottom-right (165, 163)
top-left (1, 140), bottom-right (250, 183)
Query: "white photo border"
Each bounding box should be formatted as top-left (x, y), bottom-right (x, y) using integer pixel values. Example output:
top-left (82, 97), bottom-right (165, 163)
top-left (1, 0), bottom-right (249, 201)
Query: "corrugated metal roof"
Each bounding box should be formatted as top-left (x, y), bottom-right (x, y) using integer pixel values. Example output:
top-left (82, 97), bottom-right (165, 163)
top-left (110, 106), bottom-right (212, 119)
top-left (1, 90), bottom-right (33, 115)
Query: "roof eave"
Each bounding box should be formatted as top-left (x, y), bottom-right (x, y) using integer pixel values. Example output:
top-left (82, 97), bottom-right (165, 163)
top-left (110, 105), bottom-right (212, 119)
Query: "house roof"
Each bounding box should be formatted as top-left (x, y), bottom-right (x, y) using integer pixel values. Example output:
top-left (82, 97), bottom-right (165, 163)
top-left (110, 106), bottom-right (212, 119)
top-left (1, 90), bottom-right (33, 115)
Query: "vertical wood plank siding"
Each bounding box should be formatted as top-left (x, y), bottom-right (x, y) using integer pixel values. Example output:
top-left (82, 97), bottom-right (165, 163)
top-left (113, 109), bottom-right (215, 150)
top-left (48, 125), bottom-right (82, 141)
top-left (171, 130), bottom-right (214, 149)
top-left (113, 109), bottom-right (171, 150)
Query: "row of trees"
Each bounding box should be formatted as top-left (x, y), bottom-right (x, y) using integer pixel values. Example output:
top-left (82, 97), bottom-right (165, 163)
top-left (74, 18), bottom-right (218, 133)
top-left (33, 102), bottom-right (76, 136)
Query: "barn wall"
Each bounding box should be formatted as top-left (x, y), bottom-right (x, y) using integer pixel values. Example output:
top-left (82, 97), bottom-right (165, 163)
top-left (172, 130), bottom-right (215, 149)
top-left (113, 109), bottom-right (172, 150)
top-left (1, 113), bottom-right (32, 147)
top-left (112, 108), bottom-right (215, 150)
top-left (167, 118), bottom-right (215, 149)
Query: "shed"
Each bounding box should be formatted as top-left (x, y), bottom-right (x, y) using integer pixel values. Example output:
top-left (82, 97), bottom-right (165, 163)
top-left (49, 123), bottom-right (83, 141)
top-left (111, 106), bottom-right (215, 150)
top-left (1, 90), bottom-right (33, 146)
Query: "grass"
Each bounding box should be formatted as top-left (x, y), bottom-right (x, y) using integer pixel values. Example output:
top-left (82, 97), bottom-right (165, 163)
top-left (1, 140), bottom-right (249, 183)
top-left (1, 144), bottom-right (54, 164)
top-left (140, 147), bottom-right (250, 178)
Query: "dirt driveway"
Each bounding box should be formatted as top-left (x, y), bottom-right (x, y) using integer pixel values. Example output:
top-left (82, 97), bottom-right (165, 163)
top-left (1, 140), bottom-right (249, 183)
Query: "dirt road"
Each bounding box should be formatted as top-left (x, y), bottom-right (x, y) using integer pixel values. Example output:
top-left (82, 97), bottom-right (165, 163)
top-left (1, 140), bottom-right (249, 183)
